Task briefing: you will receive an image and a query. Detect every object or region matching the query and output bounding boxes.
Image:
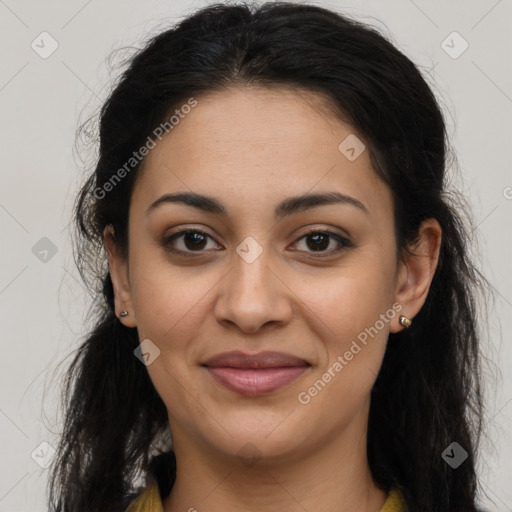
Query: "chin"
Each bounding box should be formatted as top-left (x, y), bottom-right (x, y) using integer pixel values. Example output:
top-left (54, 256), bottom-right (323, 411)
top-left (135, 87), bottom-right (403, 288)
top-left (197, 414), bottom-right (310, 463)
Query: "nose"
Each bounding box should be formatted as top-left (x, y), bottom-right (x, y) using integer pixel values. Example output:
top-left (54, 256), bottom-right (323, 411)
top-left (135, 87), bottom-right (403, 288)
top-left (213, 247), bottom-right (294, 334)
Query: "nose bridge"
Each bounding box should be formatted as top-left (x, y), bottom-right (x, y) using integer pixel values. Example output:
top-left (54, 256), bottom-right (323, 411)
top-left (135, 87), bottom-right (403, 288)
top-left (214, 235), bottom-right (292, 332)
top-left (231, 235), bottom-right (274, 304)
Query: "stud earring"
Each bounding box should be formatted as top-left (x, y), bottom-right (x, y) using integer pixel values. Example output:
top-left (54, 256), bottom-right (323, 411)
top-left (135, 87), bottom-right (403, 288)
top-left (399, 315), bottom-right (412, 329)
top-left (120, 311), bottom-right (128, 318)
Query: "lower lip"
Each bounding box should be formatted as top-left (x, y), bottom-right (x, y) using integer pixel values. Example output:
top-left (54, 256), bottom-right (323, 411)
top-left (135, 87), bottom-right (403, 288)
top-left (205, 366), bottom-right (309, 396)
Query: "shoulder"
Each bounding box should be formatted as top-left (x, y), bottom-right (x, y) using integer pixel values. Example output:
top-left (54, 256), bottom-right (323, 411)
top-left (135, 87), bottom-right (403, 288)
top-left (380, 487), bottom-right (408, 512)
top-left (123, 450), bottom-right (176, 511)
top-left (124, 481), bottom-right (163, 512)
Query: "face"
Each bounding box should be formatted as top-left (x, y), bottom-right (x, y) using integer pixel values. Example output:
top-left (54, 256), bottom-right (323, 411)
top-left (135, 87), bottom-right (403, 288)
top-left (106, 85), bottom-right (438, 464)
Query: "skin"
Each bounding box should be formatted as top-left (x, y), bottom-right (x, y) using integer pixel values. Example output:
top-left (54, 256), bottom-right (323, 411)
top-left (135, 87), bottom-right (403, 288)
top-left (105, 85), bottom-right (442, 512)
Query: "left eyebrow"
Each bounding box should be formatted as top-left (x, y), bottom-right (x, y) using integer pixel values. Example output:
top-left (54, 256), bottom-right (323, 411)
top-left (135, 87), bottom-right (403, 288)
top-left (145, 191), bottom-right (369, 219)
top-left (273, 191), bottom-right (368, 219)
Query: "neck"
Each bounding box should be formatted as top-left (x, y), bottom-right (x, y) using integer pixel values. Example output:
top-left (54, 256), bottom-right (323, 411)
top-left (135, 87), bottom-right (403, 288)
top-left (162, 410), bottom-right (387, 512)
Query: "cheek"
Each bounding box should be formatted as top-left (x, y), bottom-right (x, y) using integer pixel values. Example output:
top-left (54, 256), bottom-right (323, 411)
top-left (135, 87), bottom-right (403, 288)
top-left (301, 259), bottom-right (395, 341)
top-left (295, 257), bottom-right (397, 408)
top-left (294, 269), bottom-right (394, 420)
top-left (129, 250), bottom-right (216, 339)
top-left (129, 262), bottom-right (213, 418)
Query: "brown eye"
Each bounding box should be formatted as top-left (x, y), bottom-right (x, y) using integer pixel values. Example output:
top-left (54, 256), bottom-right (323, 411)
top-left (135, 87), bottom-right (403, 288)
top-left (163, 229), bottom-right (221, 257)
top-left (293, 230), bottom-right (352, 256)
top-left (162, 228), bottom-right (352, 259)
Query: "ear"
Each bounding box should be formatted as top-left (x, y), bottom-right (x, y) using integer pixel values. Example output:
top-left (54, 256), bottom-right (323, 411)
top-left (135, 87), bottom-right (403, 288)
top-left (389, 218), bottom-right (442, 333)
top-left (103, 225), bottom-right (137, 328)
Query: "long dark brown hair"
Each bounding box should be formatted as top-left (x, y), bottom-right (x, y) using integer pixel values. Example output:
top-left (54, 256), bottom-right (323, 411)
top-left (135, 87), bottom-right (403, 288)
top-left (48, 2), bottom-right (492, 510)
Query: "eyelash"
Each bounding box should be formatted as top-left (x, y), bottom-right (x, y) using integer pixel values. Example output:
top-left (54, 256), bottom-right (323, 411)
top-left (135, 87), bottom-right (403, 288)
top-left (162, 228), bottom-right (353, 259)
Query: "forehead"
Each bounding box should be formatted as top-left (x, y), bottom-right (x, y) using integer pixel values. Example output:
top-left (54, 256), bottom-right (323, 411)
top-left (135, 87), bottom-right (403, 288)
top-left (131, 86), bottom-right (392, 224)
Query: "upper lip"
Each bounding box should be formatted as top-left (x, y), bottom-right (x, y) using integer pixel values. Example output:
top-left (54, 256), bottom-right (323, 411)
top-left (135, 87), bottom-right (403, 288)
top-left (202, 351), bottom-right (309, 369)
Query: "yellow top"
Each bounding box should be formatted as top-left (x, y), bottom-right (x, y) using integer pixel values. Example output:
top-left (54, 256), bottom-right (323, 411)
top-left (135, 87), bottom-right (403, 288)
top-left (125, 482), bottom-right (407, 512)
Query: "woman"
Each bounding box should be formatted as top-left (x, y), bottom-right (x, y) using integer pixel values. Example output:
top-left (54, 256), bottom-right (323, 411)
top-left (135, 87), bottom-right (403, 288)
top-left (48, 2), bottom-right (490, 511)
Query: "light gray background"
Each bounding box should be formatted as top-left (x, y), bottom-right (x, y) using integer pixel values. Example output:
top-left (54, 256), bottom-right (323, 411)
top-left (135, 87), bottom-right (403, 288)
top-left (0, 0), bottom-right (510, 510)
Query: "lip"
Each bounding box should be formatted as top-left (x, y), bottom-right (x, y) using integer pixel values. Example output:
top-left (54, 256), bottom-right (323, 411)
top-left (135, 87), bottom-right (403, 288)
top-left (202, 351), bottom-right (310, 396)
